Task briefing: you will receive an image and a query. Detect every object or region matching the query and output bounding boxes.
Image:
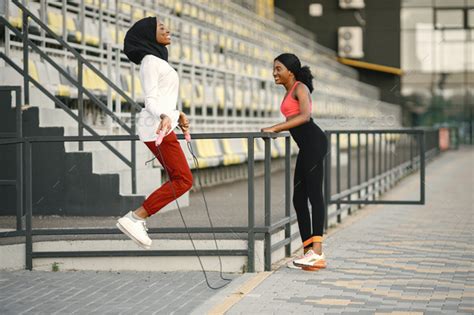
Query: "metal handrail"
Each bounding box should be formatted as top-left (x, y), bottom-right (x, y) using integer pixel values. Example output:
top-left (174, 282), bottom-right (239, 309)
top-left (0, 53), bottom-right (133, 167)
top-left (0, 17), bottom-right (133, 134)
top-left (8, 0), bottom-right (140, 109)
top-left (1, 0), bottom-right (139, 193)
top-left (0, 127), bottom-right (449, 272)
top-left (0, 132), bottom-right (295, 273)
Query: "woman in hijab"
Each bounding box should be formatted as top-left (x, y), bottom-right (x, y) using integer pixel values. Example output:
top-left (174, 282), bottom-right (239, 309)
top-left (116, 17), bottom-right (193, 249)
top-left (261, 53), bottom-right (328, 271)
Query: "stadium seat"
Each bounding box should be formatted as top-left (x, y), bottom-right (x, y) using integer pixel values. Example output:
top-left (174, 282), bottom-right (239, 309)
top-left (255, 138), bottom-right (280, 159)
top-left (125, 74), bottom-right (143, 101)
top-left (83, 18), bottom-right (100, 46)
top-left (28, 59), bottom-right (39, 83)
top-left (194, 139), bottom-right (224, 168)
top-left (169, 44), bottom-right (181, 60)
top-left (7, 2), bottom-right (23, 29)
top-left (7, 1), bottom-right (40, 32)
top-left (221, 139), bottom-right (247, 165)
top-left (180, 79), bottom-right (192, 109)
top-left (216, 85), bottom-right (225, 109)
top-left (36, 61), bottom-right (71, 98)
top-left (182, 44), bottom-right (191, 62)
top-left (194, 82), bottom-right (204, 107)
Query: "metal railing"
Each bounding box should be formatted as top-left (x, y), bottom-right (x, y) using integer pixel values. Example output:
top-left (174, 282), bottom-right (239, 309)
top-left (0, 131), bottom-right (294, 273)
top-left (0, 122), bottom-right (446, 272)
top-left (1, 0), bottom-right (141, 193)
top-left (324, 128), bottom-right (441, 227)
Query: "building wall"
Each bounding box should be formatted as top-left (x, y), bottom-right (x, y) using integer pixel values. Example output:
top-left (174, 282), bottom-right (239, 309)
top-left (274, 0), bottom-right (402, 104)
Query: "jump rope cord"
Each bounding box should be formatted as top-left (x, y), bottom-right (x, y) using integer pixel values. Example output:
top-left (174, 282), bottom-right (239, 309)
top-left (154, 135), bottom-right (231, 290)
top-left (186, 141), bottom-right (233, 282)
top-left (145, 146), bottom-right (263, 266)
top-left (145, 134), bottom-right (327, 289)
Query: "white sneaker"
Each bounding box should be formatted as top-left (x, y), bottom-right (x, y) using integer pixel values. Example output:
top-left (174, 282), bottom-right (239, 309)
top-left (116, 211), bottom-right (152, 249)
top-left (287, 258), bottom-right (302, 270)
top-left (293, 250), bottom-right (326, 268)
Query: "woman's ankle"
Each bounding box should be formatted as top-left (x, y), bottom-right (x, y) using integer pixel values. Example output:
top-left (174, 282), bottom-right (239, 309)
top-left (312, 243), bottom-right (322, 255)
top-left (134, 207), bottom-right (149, 219)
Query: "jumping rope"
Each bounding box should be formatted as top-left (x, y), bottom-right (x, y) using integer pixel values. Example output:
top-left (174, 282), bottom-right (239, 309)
top-left (152, 129), bottom-right (232, 290)
top-left (146, 128), bottom-right (326, 288)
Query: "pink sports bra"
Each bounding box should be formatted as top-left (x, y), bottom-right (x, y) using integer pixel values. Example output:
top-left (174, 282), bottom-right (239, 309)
top-left (280, 81), bottom-right (312, 118)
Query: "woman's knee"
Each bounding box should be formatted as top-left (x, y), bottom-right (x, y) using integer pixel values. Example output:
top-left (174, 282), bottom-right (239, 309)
top-left (292, 192), bottom-right (306, 211)
top-left (182, 169), bottom-right (193, 191)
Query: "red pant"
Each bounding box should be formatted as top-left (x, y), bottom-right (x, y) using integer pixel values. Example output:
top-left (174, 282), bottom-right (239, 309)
top-left (142, 132), bottom-right (193, 216)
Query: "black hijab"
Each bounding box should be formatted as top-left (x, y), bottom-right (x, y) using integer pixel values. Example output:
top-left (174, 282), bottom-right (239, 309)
top-left (124, 17), bottom-right (168, 65)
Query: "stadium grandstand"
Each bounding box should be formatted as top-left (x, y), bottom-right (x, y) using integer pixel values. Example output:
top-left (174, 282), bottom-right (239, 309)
top-left (0, 0), bottom-right (402, 215)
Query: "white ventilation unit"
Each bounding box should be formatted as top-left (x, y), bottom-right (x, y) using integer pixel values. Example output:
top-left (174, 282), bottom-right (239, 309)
top-left (339, 0), bottom-right (365, 9)
top-left (308, 4), bottom-right (323, 17)
top-left (338, 27), bottom-right (364, 58)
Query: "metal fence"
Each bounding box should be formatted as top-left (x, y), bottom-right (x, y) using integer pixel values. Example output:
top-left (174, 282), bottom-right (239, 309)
top-left (0, 124), bottom-right (446, 272)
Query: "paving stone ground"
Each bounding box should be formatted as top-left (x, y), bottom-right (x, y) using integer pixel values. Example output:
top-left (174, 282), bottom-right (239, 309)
top-left (225, 147), bottom-right (473, 314)
top-left (0, 147), bottom-right (472, 314)
top-left (0, 270), bottom-right (246, 315)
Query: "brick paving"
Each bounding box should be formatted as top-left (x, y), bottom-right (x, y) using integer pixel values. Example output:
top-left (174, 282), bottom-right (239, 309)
top-left (0, 148), bottom-right (472, 314)
top-left (227, 147), bottom-right (473, 314)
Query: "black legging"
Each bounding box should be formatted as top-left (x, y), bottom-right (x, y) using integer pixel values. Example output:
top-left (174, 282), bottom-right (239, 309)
top-left (290, 118), bottom-right (328, 251)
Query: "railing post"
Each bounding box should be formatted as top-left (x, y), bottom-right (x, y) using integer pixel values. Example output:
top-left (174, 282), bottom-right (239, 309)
top-left (115, 47), bottom-right (121, 116)
top-left (365, 133), bottom-right (369, 199)
top-left (62, 0), bottom-right (68, 43)
top-left (378, 132), bottom-right (382, 195)
top-left (78, 60), bottom-right (84, 151)
top-left (284, 135), bottom-right (291, 257)
top-left (357, 132), bottom-right (361, 207)
top-left (324, 131), bottom-right (331, 231)
top-left (419, 131), bottom-right (425, 205)
top-left (22, 9), bottom-right (29, 106)
top-left (131, 64), bottom-right (137, 194)
top-left (336, 133), bottom-right (341, 223)
top-left (247, 136), bottom-right (255, 272)
top-left (347, 132), bottom-right (351, 215)
top-left (15, 87), bottom-right (24, 231)
top-left (382, 133), bottom-right (385, 191)
top-left (390, 133), bottom-right (394, 185)
top-left (263, 136), bottom-right (272, 271)
top-left (24, 140), bottom-right (32, 270)
top-left (4, 0), bottom-right (11, 57)
top-left (106, 43), bottom-right (113, 131)
top-left (80, 0), bottom-right (85, 46)
top-left (372, 133), bottom-right (376, 200)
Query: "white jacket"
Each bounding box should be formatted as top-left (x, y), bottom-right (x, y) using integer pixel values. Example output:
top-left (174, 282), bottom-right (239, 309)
top-left (137, 55), bottom-right (180, 142)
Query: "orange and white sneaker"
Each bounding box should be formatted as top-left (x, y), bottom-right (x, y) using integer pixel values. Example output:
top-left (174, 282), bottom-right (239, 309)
top-left (287, 255), bottom-right (303, 270)
top-left (293, 250), bottom-right (327, 270)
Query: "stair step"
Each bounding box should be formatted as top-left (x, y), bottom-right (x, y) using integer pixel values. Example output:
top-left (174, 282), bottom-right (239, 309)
top-left (38, 107), bottom-right (79, 128)
top-left (113, 167), bottom-right (162, 196)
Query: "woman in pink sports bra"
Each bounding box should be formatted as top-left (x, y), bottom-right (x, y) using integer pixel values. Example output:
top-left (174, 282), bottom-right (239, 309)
top-left (261, 53), bottom-right (328, 271)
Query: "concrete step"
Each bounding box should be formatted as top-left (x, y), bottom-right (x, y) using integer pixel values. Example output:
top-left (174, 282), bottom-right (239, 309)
top-left (88, 147), bottom-right (153, 174)
top-left (114, 167), bottom-right (162, 196)
top-left (63, 126), bottom-right (135, 152)
top-left (0, 67), bottom-right (55, 109)
top-left (38, 107), bottom-right (79, 128)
